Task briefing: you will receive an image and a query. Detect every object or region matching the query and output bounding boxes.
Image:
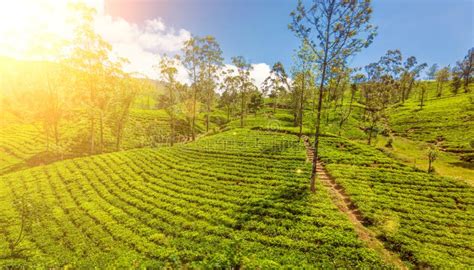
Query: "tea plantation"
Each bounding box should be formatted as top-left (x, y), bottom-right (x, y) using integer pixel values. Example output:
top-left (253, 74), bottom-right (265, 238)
top-left (318, 136), bottom-right (474, 269)
top-left (0, 109), bottom-right (208, 175)
top-left (0, 129), bottom-right (388, 268)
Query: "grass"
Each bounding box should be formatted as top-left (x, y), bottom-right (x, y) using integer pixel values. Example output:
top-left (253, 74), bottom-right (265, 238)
top-left (388, 90), bottom-right (474, 152)
top-left (375, 135), bottom-right (474, 185)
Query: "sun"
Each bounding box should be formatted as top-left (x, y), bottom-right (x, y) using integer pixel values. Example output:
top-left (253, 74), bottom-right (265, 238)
top-left (0, 0), bottom-right (104, 60)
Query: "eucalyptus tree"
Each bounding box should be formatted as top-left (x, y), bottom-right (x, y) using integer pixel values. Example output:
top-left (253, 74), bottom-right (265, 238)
top-left (220, 71), bottom-right (239, 121)
top-left (248, 89), bottom-right (264, 116)
top-left (108, 73), bottom-right (141, 151)
top-left (158, 55), bottom-right (181, 146)
top-left (399, 56), bottom-right (427, 103)
top-left (263, 62), bottom-right (291, 114)
top-left (182, 37), bottom-right (202, 141)
top-left (436, 67), bottom-right (450, 97)
top-left (231, 56), bottom-right (254, 128)
top-left (199, 36), bottom-right (224, 132)
top-left (338, 72), bottom-right (365, 134)
top-left (426, 64), bottom-right (438, 81)
top-left (363, 62), bottom-right (390, 145)
top-left (291, 41), bottom-right (316, 138)
top-left (67, 3), bottom-right (116, 154)
top-left (451, 71), bottom-right (462, 95)
top-left (290, 0), bottom-right (376, 192)
top-left (419, 84), bottom-right (427, 110)
top-left (457, 48), bottom-right (473, 93)
top-left (361, 50), bottom-right (400, 145)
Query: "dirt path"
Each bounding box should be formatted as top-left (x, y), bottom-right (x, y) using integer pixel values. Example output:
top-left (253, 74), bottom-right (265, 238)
top-left (302, 135), bottom-right (407, 270)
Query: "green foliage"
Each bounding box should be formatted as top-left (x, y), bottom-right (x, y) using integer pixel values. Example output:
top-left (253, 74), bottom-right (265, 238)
top-left (318, 136), bottom-right (474, 269)
top-left (388, 90), bottom-right (474, 152)
top-left (0, 109), bottom-right (208, 174)
top-left (0, 130), bottom-right (387, 268)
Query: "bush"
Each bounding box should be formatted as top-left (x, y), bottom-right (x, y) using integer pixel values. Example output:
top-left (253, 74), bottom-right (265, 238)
top-left (385, 137), bottom-right (394, 148)
top-left (210, 114), bottom-right (228, 126)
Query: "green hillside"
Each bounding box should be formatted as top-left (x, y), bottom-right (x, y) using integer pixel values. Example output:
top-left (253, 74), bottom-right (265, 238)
top-left (0, 109), bottom-right (209, 175)
top-left (388, 92), bottom-right (474, 152)
top-left (0, 129), bottom-right (387, 268)
top-left (318, 136), bottom-right (474, 268)
top-left (0, 1), bottom-right (472, 268)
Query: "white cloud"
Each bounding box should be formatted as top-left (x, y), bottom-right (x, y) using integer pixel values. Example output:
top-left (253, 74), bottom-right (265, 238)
top-left (0, 0), bottom-right (271, 86)
top-left (94, 14), bottom-right (191, 82)
top-left (219, 63), bottom-right (271, 92)
top-left (250, 63), bottom-right (271, 89)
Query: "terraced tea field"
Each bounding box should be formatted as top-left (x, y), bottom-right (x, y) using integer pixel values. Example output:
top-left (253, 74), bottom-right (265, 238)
top-left (388, 92), bottom-right (474, 152)
top-left (0, 124), bottom-right (46, 174)
top-left (318, 136), bottom-right (474, 269)
top-left (0, 129), bottom-right (388, 268)
top-left (0, 109), bottom-right (199, 174)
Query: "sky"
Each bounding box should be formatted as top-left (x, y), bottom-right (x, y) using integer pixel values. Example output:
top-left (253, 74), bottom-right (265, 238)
top-left (105, 0), bottom-right (474, 73)
top-left (0, 0), bottom-right (472, 85)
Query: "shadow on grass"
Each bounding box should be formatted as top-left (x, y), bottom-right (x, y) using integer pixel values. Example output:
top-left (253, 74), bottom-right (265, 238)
top-left (449, 161), bottom-right (474, 170)
top-left (234, 184), bottom-right (310, 230)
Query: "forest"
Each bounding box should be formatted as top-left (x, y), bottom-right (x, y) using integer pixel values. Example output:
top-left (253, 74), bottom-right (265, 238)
top-left (0, 0), bottom-right (473, 269)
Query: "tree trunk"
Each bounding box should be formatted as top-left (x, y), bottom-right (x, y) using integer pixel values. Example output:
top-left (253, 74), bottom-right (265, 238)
top-left (45, 127), bottom-right (50, 151)
top-left (90, 116), bottom-right (95, 155)
top-left (170, 86), bottom-right (175, 147)
top-left (310, 63), bottom-right (327, 193)
top-left (192, 85), bottom-right (197, 141)
top-left (419, 89), bottom-right (425, 109)
top-left (273, 98), bottom-right (277, 113)
top-left (170, 115), bottom-right (175, 146)
top-left (325, 101), bottom-right (330, 125)
top-left (367, 127), bottom-right (373, 145)
top-left (406, 78), bottom-right (415, 100)
top-left (99, 111), bottom-right (104, 153)
top-left (298, 71), bottom-right (305, 139)
top-left (339, 88), bottom-right (355, 134)
top-left (53, 122), bottom-right (59, 147)
top-left (115, 123), bottom-right (122, 151)
top-left (240, 92), bottom-right (245, 128)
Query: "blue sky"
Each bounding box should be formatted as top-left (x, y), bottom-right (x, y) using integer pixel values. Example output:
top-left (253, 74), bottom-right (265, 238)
top-left (106, 0), bottom-right (473, 70)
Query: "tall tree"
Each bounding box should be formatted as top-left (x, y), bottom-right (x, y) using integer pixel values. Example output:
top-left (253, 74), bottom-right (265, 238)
top-left (339, 73), bottom-right (364, 133)
top-left (67, 3), bottom-right (115, 154)
top-left (399, 56), bottom-right (427, 103)
top-left (426, 63), bottom-right (438, 81)
top-left (182, 37), bottom-right (203, 141)
top-left (292, 41), bottom-right (316, 138)
top-left (450, 67), bottom-right (462, 95)
top-left (290, 0), bottom-right (376, 192)
top-left (220, 71), bottom-right (239, 121)
top-left (457, 48), bottom-right (473, 93)
top-left (248, 90), bottom-right (264, 116)
top-left (231, 56), bottom-right (254, 128)
top-left (199, 36), bottom-right (224, 132)
top-left (109, 74), bottom-right (140, 151)
top-left (419, 84), bottom-right (427, 110)
top-left (263, 62), bottom-right (291, 114)
top-left (435, 67), bottom-right (450, 97)
top-left (362, 51), bottom-right (402, 145)
top-left (158, 55), bottom-right (181, 146)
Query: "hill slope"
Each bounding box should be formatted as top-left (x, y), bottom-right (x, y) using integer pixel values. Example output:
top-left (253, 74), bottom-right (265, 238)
top-left (318, 136), bottom-right (474, 268)
top-left (388, 92), bottom-right (474, 153)
top-left (0, 129), bottom-right (386, 268)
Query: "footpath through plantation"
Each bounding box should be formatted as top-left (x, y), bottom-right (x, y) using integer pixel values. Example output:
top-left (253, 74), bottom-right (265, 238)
top-left (0, 129), bottom-right (389, 268)
top-left (1, 127), bottom-right (473, 268)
